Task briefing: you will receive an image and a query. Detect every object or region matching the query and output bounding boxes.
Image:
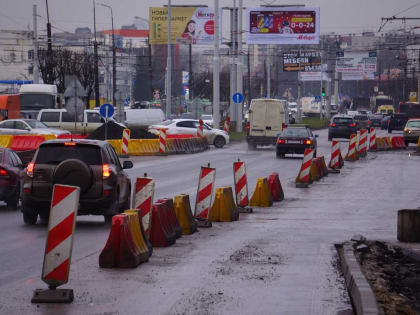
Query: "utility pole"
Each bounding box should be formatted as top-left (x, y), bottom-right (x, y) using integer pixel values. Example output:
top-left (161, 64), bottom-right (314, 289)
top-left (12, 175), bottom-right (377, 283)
top-left (236, 0), bottom-right (243, 132)
top-left (45, 0), bottom-right (53, 84)
top-left (213, 0), bottom-right (220, 129)
top-left (93, 0), bottom-right (100, 108)
top-left (247, 45), bottom-right (251, 107)
top-left (32, 5), bottom-right (39, 84)
top-left (297, 48), bottom-right (302, 123)
top-left (230, 2), bottom-right (237, 127)
top-left (267, 45), bottom-right (271, 98)
top-left (189, 44), bottom-right (193, 100)
top-left (166, 0), bottom-right (172, 118)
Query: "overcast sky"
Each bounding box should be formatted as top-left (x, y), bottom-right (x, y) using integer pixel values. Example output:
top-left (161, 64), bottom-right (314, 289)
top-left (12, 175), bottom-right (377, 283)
top-left (1, 0), bottom-right (420, 37)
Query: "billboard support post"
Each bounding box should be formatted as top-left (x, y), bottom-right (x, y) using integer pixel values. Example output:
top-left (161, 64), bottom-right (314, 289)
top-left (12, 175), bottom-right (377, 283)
top-left (236, 0), bottom-right (243, 132)
top-left (213, 0), bottom-right (220, 130)
top-left (166, 0), bottom-right (172, 118)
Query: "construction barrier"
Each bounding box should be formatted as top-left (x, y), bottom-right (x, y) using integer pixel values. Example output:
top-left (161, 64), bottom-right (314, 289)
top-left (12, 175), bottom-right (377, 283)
top-left (121, 129), bottom-right (130, 157)
top-left (223, 116), bottom-right (230, 133)
top-left (99, 214), bottom-right (148, 268)
top-left (328, 140), bottom-right (344, 170)
top-left (267, 173), bottom-right (284, 202)
top-left (233, 160), bottom-right (249, 208)
top-left (358, 129), bottom-right (368, 157)
top-left (209, 187), bottom-right (240, 222)
top-left (375, 137), bottom-right (385, 151)
top-left (150, 202), bottom-right (177, 247)
top-left (391, 136), bottom-right (406, 150)
top-left (159, 128), bottom-right (167, 154)
top-left (10, 135), bottom-right (46, 152)
top-left (0, 135), bottom-right (13, 148)
top-left (32, 184), bottom-right (80, 304)
top-left (194, 165), bottom-right (216, 225)
top-left (295, 148), bottom-right (314, 187)
top-left (345, 134), bottom-right (358, 161)
top-left (310, 158), bottom-right (321, 181)
top-left (124, 211), bottom-right (151, 261)
top-left (157, 198), bottom-right (183, 239)
top-left (249, 178), bottom-right (273, 207)
top-left (57, 134), bottom-right (88, 139)
top-left (197, 120), bottom-right (204, 138)
top-left (124, 208), bottom-right (152, 256)
top-left (173, 194), bottom-right (198, 235)
top-left (369, 128), bottom-right (377, 151)
top-left (132, 176), bottom-right (155, 238)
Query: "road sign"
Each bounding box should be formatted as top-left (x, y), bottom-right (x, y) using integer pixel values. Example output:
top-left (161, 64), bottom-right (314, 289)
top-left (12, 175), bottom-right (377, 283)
top-left (99, 103), bottom-right (114, 118)
top-left (124, 97), bottom-right (130, 106)
top-left (233, 93), bottom-right (244, 104)
top-left (283, 51), bottom-right (321, 72)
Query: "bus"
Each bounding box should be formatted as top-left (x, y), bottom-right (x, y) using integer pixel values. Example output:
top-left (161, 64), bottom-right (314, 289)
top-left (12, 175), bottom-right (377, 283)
top-left (19, 84), bottom-right (57, 119)
top-left (398, 102), bottom-right (420, 119)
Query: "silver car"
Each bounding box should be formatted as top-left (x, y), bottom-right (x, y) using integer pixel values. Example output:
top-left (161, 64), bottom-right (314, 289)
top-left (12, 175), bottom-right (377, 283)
top-left (0, 119), bottom-right (70, 136)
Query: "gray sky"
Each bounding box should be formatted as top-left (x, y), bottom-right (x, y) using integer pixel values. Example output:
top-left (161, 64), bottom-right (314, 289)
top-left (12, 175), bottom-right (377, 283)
top-left (1, 0), bottom-right (420, 36)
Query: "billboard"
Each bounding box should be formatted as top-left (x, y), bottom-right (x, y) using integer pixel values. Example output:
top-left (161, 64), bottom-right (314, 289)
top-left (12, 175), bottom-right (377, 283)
top-left (341, 72), bottom-right (374, 81)
top-left (246, 7), bottom-right (320, 45)
top-left (283, 51), bottom-right (321, 72)
top-left (149, 7), bottom-right (220, 45)
top-left (299, 72), bottom-right (331, 81)
top-left (336, 51), bottom-right (377, 74)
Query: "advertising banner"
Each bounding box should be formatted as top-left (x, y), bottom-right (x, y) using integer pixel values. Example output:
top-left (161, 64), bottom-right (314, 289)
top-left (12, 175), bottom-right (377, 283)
top-left (246, 7), bottom-right (320, 45)
top-left (283, 51), bottom-right (321, 72)
top-left (149, 7), bottom-right (220, 45)
top-left (299, 72), bottom-right (331, 81)
top-left (341, 72), bottom-right (374, 81)
top-left (336, 51), bottom-right (377, 73)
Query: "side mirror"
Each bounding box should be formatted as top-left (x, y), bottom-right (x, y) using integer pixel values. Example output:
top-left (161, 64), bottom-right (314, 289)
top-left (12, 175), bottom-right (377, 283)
top-left (122, 161), bottom-right (133, 169)
top-left (315, 134), bottom-right (319, 138)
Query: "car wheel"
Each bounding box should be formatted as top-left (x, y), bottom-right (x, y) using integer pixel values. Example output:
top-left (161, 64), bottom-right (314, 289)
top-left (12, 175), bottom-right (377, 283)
top-left (313, 150), bottom-right (317, 157)
top-left (120, 185), bottom-right (131, 212)
top-left (276, 151), bottom-right (283, 158)
top-left (23, 212), bottom-right (38, 225)
top-left (213, 136), bottom-right (226, 148)
top-left (405, 141), bottom-right (409, 147)
top-left (6, 185), bottom-right (20, 209)
top-left (104, 214), bottom-right (114, 224)
top-left (247, 143), bottom-right (256, 150)
top-left (328, 135), bottom-right (332, 141)
top-left (388, 129), bottom-right (392, 134)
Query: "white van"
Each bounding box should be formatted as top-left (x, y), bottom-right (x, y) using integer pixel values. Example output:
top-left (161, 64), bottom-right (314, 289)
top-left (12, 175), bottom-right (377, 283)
top-left (246, 98), bottom-right (286, 149)
top-left (124, 108), bottom-right (165, 129)
top-left (37, 109), bottom-right (107, 134)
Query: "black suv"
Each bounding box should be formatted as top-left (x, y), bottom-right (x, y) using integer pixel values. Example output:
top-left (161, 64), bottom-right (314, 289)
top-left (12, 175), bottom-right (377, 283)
top-left (22, 139), bottom-right (133, 225)
top-left (388, 113), bottom-right (408, 133)
top-left (328, 115), bottom-right (358, 141)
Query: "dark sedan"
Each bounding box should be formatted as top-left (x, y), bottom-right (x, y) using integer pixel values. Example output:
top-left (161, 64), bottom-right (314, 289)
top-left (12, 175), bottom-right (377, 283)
top-left (276, 126), bottom-right (318, 158)
top-left (328, 115), bottom-right (358, 140)
top-left (0, 148), bottom-right (24, 209)
top-left (369, 114), bottom-right (383, 127)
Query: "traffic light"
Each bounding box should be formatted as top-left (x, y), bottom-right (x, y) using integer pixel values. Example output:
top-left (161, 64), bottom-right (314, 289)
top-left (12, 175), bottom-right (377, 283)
top-left (321, 88), bottom-right (326, 97)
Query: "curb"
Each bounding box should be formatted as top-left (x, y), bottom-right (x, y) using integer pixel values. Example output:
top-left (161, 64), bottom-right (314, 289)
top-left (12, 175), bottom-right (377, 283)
top-left (337, 242), bottom-right (383, 315)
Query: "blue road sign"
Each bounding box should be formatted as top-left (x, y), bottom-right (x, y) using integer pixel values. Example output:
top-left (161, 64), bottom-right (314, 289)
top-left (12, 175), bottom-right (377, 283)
top-left (124, 97), bottom-right (130, 106)
top-left (99, 103), bottom-right (115, 118)
top-left (314, 95), bottom-right (321, 102)
top-left (232, 92), bottom-right (244, 104)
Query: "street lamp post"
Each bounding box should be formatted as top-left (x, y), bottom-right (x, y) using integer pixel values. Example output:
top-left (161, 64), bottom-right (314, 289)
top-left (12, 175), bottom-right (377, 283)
top-left (98, 3), bottom-right (119, 122)
top-left (166, 0), bottom-right (172, 118)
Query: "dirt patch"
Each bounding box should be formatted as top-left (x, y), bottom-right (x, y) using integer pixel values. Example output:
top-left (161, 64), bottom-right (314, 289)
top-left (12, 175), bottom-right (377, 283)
top-left (170, 289), bottom-right (231, 315)
top-left (355, 240), bottom-right (420, 314)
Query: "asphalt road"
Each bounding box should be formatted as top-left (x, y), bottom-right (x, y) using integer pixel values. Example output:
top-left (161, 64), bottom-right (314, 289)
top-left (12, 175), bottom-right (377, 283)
top-left (0, 128), bottom-right (419, 314)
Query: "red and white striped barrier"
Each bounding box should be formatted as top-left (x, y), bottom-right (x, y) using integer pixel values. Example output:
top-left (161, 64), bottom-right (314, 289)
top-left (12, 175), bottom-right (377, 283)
top-left (133, 175), bottom-right (155, 238)
top-left (194, 165), bottom-right (216, 219)
top-left (233, 160), bottom-right (249, 207)
top-left (296, 148), bottom-right (314, 187)
top-left (329, 140), bottom-right (341, 169)
top-left (345, 134), bottom-right (358, 161)
top-left (369, 127), bottom-right (376, 151)
top-left (359, 129), bottom-right (368, 157)
top-left (197, 120), bottom-right (204, 138)
top-left (121, 128), bottom-right (130, 157)
top-left (223, 116), bottom-right (230, 133)
top-left (159, 128), bottom-right (167, 154)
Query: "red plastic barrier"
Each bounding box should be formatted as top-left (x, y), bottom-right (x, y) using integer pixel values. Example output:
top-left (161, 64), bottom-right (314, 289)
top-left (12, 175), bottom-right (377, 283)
top-left (57, 134), bottom-right (88, 139)
top-left (10, 135), bottom-right (46, 151)
top-left (166, 134), bottom-right (194, 139)
top-left (157, 198), bottom-right (182, 239)
top-left (267, 173), bottom-right (284, 202)
top-left (150, 202), bottom-right (176, 247)
top-left (391, 137), bottom-right (400, 150)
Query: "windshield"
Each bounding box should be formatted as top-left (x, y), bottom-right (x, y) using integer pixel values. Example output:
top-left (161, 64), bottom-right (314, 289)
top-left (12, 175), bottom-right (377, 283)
top-left (334, 117), bottom-right (353, 124)
top-left (201, 115), bottom-right (212, 120)
top-left (281, 128), bottom-right (310, 137)
top-left (406, 121), bottom-right (420, 128)
top-left (160, 120), bottom-right (173, 126)
top-left (354, 115), bottom-right (368, 121)
top-left (20, 94), bottom-right (55, 110)
top-left (25, 120), bottom-right (48, 128)
top-left (36, 144), bottom-right (102, 165)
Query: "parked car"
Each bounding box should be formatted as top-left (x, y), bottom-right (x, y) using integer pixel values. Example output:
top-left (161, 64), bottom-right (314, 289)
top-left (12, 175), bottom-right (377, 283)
top-left (0, 147), bottom-right (24, 209)
top-left (0, 119), bottom-right (70, 136)
top-left (369, 114), bottom-right (383, 127)
top-left (388, 113), bottom-right (409, 133)
top-left (381, 115), bottom-right (391, 130)
top-left (403, 119), bottom-right (420, 146)
top-left (22, 139), bottom-right (133, 224)
top-left (200, 114), bottom-right (214, 127)
top-left (353, 114), bottom-right (371, 130)
top-left (328, 115), bottom-right (358, 141)
top-left (149, 119), bottom-right (229, 148)
top-left (276, 126), bottom-right (318, 158)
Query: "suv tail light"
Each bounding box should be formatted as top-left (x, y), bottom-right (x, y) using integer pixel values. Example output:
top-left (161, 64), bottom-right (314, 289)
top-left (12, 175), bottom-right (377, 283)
top-left (277, 139), bottom-right (286, 144)
top-left (0, 168), bottom-right (8, 177)
top-left (282, 123), bottom-right (286, 130)
top-left (349, 123), bottom-right (356, 127)
top-left (304, 139), bottom-right (312, 145)
top-left (102, 164), bottom-right (110, 178)
top-left (26, 162), bottom-right (35, 178)
top-left (329, 123), bottom-right (336, 127)
top-left (246, 122), bottom-right (250, 135)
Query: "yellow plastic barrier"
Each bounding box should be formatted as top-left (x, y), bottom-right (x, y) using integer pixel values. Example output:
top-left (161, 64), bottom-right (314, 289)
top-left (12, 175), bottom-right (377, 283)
top-left (124, 211), bottom-right (150, 261)
top-left (418, 137), bottom-right (420, 148)
top-left (0, 135), bottom-right (13, 148)
top-left (107, 139), bottom-right (122, 154)
top-left (124, 209), bottom-right (149, 254)
top-left (128, 139), bottom-right (159, 156)
top-left (173, 194), bottom-right (198, 235)
top-left (43, 134), bottom-right (57, 141)
top-left (209, 187), bottom-right (239, 222)
top-left (249, 178), bottom-right (273, 207)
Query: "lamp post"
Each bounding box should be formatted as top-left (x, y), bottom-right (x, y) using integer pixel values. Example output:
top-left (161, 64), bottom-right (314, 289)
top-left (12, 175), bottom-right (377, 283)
top-left (93, 0), bottom-right (100, 108)
top-left (98, 2), bottom-right (119, 122)
top-left (166, 0), bottom-right (172, 118)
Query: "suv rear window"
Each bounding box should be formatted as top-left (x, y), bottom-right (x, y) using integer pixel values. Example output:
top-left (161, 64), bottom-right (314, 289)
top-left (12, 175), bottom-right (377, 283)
top-left (333, 117), bottom-right (354, 124)
top-left (35, 144), bottom-right (102, 165)
top-left (354, 115), bottom-right (368, 121)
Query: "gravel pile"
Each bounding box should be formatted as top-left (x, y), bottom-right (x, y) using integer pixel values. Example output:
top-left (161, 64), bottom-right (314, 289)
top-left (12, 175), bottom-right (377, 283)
top-left (87, 121), bottom-right (158, 140)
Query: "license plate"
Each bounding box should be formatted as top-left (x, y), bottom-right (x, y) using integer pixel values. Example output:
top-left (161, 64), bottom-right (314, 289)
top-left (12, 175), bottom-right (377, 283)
top-left (287, 140), bottom-right (301, 144)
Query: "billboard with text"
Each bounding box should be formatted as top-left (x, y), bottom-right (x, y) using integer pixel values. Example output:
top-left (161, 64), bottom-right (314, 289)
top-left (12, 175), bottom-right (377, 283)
top-left (246, 7), bottom-right (320, 45)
